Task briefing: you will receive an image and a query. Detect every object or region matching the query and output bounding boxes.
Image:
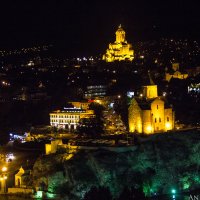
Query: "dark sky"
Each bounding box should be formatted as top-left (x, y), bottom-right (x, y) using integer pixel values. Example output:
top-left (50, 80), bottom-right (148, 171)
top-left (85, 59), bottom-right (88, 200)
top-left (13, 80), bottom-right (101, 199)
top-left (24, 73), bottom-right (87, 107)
top-left (0, 0), bottom-right (200, 55)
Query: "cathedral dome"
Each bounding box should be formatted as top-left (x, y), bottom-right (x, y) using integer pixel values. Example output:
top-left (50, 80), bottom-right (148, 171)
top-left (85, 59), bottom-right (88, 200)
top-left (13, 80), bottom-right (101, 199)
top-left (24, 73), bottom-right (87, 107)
top-left (116, 24), bottom-right (125, 34)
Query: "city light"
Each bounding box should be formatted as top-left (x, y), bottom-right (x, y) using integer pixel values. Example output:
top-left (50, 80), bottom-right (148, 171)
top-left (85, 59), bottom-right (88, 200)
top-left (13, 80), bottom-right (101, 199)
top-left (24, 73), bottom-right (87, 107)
top-left (0, 3), bottom-right (199, 199)
top-left (2, 167), bottom-right (7, 172)
top-left (1, 167), bottom-right (8, 193)
top-left (163, 92), bottom-right (167, 96)
top-left (171, 189), bottom-right (176, 194)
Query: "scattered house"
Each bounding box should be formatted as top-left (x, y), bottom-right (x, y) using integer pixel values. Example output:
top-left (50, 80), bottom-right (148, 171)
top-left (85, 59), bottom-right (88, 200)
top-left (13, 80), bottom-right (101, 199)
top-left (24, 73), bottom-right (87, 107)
top-left (15, 166), bottom-right (32, 188)
top-left (45, 139), bottom-right (64, 155)
top-left (165, 63), bottom-right (188, 82)
top-left (84, 85), bottom-right (107, 99)
top-left (8, 166), bottom-right (34, 195)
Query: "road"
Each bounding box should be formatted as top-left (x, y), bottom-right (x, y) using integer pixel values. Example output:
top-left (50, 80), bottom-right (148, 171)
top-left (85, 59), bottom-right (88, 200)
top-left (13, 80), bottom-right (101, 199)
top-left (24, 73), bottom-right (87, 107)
top-left (0, 141), bottom-right (40, 188)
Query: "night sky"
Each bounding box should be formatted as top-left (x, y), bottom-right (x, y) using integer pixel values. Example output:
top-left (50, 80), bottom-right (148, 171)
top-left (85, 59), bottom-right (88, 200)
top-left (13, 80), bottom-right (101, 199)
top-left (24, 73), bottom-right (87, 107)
top-left (0, 0), bottom-right (200, 55)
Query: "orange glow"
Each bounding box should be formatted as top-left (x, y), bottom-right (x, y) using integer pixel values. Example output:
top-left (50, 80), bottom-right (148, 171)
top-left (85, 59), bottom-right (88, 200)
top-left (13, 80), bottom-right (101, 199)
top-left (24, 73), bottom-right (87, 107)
top-left (2, 167), bottom-right (7, 172)
top-left (146, 125), bottom-right (152, 133)
top-left (165, 122), bottom-right (171, 129)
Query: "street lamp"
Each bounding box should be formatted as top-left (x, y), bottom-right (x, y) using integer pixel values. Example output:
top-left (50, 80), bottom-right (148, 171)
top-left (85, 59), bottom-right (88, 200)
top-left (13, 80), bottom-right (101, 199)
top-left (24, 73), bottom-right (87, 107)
top-left (171, 189), bottom-right (176, 194)
top-left (1, 166), bottom-right (7, 193)
top-left (2, 167), bottom-right (7, 172)
top-left (171, 189), bottom-right (176, 200)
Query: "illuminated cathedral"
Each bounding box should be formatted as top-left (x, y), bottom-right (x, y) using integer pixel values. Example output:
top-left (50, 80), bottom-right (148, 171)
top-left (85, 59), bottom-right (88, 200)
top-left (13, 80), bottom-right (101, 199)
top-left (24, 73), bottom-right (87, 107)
top-left (103, 25), bottom-right (134, 62)
top-left (128, 74), bottom-right (175, 134)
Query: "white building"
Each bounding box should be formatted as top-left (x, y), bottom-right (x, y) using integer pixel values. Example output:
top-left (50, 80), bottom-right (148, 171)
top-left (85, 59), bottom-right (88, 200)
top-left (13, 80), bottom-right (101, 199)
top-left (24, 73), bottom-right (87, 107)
top-left (50, 102), bottom-right (95, 130)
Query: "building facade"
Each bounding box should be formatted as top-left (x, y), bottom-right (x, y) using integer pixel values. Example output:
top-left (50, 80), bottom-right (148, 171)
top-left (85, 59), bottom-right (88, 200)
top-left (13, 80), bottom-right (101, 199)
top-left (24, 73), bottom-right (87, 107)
top-left (128, 82), bottom-right (175, 134)
top-left (84, 85), bottom-right (107, 99)
top-left (165, 63), bottom-right (188, 82)
top-left (103, 25), bottom-right (134, 62)
top-left (15, 166), bottom-right (32, 188)
top-left (68, 101), bottom-right (90, 110)
top-left (50, 102), bottom-right (95, 130)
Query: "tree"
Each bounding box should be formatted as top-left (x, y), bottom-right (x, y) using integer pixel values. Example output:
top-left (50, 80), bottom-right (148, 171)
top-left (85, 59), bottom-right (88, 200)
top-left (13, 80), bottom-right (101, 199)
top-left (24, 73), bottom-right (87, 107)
top-left (118, 186), bottom-right (147, 200)
top-left (83, 186), bottom-right (112, 200)
top-left (76, 118), bottom-right (104, 137)
top-left (89, 102), bottom-right (105, 121)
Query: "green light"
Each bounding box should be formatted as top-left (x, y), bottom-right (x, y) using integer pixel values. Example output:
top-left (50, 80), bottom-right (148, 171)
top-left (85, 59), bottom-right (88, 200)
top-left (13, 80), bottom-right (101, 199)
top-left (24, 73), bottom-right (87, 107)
top-left (171, 189), bottom-right (176, 194)
top-left (47, 192), bottom-right (55, 199)
top-left (36, 191), bottom-right (43, 198)
top-left (183, 182), bottom-right (190, 189)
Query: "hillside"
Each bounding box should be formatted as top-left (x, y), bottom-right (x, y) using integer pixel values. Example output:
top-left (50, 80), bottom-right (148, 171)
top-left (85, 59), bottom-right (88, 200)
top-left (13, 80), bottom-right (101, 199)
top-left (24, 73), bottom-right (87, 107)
top-left (33, 130), bottom-right (200, 199)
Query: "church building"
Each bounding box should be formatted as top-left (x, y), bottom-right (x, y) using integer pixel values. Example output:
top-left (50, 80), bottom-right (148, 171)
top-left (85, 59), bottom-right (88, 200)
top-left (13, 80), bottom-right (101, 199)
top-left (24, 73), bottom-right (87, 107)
top-left (128, 75), bottom-right (175, 134)
top-left (165, 63), bottom-right (188, 82)
top-left (103, 25), bottom-right (134, 62)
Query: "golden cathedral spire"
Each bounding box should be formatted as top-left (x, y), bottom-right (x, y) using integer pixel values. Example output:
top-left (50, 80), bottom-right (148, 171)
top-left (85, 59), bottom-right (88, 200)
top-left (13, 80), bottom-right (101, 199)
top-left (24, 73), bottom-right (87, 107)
top-left (115, 25), bottom-right (126, 43)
